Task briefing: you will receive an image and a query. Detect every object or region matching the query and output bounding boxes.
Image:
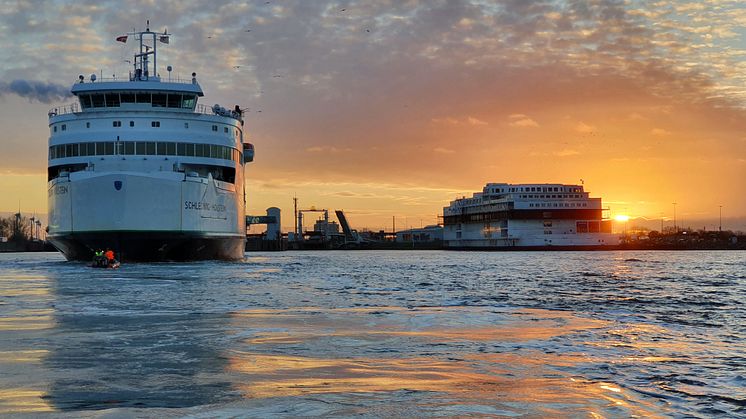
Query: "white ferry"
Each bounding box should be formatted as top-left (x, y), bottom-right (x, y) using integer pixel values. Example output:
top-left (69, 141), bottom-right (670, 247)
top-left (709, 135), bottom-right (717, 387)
top-left (47, 24), bottom-right (254, 261)
top-left (443, 183), bottom-right (620, 249)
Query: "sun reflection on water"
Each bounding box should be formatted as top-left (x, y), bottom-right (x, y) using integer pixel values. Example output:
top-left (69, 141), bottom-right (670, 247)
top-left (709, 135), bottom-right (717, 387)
top-left (225, 306), bottom-right (665, 417)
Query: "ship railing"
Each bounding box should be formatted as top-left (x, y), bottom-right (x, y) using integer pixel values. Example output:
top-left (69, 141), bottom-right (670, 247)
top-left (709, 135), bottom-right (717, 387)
top-left (48, 102), bottom-right (80, 117)
top-left (195, 104), bottom-right (242, 120)
top-left (73, 76), bottom-right (196, 84)
top-left (49, 102), bottom-right (242, 120)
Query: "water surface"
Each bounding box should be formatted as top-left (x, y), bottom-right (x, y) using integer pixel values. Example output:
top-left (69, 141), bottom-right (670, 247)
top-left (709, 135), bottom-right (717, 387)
top-left (0, 251), bottom-right (744, 417)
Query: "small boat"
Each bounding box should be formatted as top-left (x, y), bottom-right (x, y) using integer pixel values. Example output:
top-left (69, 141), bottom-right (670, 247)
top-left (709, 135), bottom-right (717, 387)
top-left (91, 255), bottom-right (120, 269)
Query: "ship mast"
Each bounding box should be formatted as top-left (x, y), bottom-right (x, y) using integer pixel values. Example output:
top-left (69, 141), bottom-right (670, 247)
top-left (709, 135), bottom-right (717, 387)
top-left (130, 20), bottom-right (169, 81)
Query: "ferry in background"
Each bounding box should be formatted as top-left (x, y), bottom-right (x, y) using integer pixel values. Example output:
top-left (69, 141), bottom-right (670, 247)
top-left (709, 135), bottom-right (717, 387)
top-left (47, 24), bottom-right (254, 261)
top-left (443, 182), bottom-right (620, 249)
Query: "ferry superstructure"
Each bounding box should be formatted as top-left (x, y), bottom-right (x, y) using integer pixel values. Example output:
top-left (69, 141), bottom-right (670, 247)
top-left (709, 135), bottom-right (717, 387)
top-left (47, 25), bottom-right (254, 261)
top-left (443, 183), bottom-right (620, 249)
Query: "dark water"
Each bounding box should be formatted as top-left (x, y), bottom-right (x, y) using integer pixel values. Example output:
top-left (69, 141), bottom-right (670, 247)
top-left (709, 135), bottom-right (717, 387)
top-left (0, 251), bottom-right (744, 417)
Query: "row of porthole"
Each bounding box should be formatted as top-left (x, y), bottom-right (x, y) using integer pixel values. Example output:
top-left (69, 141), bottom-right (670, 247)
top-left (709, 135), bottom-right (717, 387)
top-left (52, 121), bottom-right (240, 136)
top-left (529, 203), bottom-right (588, 208)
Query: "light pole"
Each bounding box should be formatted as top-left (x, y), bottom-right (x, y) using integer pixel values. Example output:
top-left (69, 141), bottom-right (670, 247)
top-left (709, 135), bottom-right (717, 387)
top-left (660, 212), bottom-right (664, 232)
top-left (719, 205), bottom-right (722, 232)
top-left (672, 202), bottom-right (677, 233)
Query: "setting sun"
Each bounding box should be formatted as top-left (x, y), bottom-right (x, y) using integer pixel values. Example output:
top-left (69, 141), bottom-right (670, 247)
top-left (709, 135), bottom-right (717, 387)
top-left (614, 215), bottom-right (631, 222)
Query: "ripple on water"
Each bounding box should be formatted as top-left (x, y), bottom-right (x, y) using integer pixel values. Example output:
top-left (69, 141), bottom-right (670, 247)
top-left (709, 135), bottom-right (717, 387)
top-left (0, 250), bottom-right (743, 416)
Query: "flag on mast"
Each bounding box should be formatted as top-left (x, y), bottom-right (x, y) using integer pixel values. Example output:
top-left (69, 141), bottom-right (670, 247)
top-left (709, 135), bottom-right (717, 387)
top-left (116, 35), bottom-right (128, 43)
top-left (159, 35), bottom-right (169, 44)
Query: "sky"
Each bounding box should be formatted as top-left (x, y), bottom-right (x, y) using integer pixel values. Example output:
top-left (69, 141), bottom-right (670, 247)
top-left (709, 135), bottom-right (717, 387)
top-left (1, 0), bottom-right (745, 232)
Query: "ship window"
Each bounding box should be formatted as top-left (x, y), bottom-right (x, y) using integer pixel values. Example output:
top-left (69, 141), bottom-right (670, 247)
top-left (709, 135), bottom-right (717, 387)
top-left (105, 93), bottom-right (120, 107)
top-left (91, 94), bottom-right (105, 107)
top-left (177, 143), bottom-right (187, 156)
top-left (151, 121), bottom-right (160, 127)
top-left (124, 142), bottom-right (135, 155)
top-left (135, 142), bottom-right (146, 155)
top-left (157, 142), bottom-right (167, 155)
top-left (53, 126), bottom-right (57, 132)
top-left (78, 143), bottom-right (88, 157)
top-left (184, 122), bottom-right (189, 129)
top-left (129, 121), bottom-right (135, 127)
top-left (166, 142), bottom-right (176, 155)
top-left (48, 163), bottom-right (87, 181)
top-left (105, 142), bottom-right (114, 155)
top-left (151, 94), bottom-right (167, 107)
top-left (181, 164), bottom-right (235, 183)
top-left (210, 145), bottom-right (219, 158)
top-left (186, 143), bottom-right (195, 156)
top-left (120, 93), bottom-right (135, 103)
top-left (136, 93), bottom-right (151, 103)
top-left (195, 144), bottom-right (206, 157)
top-left (212, 125), bottom-right (218, 131)
top-left (80, 95), bottom-right (92, 108)
top-left (167, 94), bottom-right (182, 108)
top-left (86, 122), bottom-right (90, 128)
top-left (113, 121), bottom-right (121, 127)
top-left (182, 95), bottom-right (196, 109)
top-left (94, 142), bottom-right (105, 155)
top-left (85, 142), bottom-right (95, 156)
top-left (223, 127), bottom-right (229, 133)
top-left (145, 142), bottom-right (156, 155)
top-left (61, 124), bottom-right (66, 131)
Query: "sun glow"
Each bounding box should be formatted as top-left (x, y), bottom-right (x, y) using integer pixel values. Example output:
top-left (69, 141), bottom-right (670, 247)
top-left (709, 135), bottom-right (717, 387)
top-left (614, 215), bottom-right (630, 222)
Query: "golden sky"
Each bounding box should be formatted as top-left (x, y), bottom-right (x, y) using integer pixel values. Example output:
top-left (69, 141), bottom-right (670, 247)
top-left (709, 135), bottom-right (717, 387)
top-left (1, 1), bottom-right (745, 231)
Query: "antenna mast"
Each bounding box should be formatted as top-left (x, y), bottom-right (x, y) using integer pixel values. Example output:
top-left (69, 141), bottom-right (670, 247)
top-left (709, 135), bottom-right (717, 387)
top-left (130, 20), bottom-right (169, 81)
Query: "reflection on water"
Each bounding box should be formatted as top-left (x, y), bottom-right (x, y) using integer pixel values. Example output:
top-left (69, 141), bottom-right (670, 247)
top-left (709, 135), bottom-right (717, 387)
top-left (225, 306), bottom-right (662, 417)
top-left (0, 251), bottom-right (744, 416)
top-left (40, 267), bottom-right (236, 410)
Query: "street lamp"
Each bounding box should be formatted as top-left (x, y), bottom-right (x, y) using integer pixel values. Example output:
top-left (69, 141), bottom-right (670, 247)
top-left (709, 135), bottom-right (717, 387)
top-left (672, 202), bottom-right (677, 233)
top-left (719, 205), bottom-right (722, 232)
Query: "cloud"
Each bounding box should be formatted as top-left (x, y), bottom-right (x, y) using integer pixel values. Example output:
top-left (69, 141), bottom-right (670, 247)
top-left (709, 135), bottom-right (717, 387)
top-left (432, 116), bottom-right (487, 126)
top-left (466, 116), bottom-right (487, 126)
top-left (2, 1), bottom-right (746, 222)
top-left (508, 114), bottom-right (539, 127)
top-left (305, 146), bottom-right (351, 153)
top-left (575, 122), bottom-right (595, 133)
top-left (651, 128), bottom-right (671, 136)
top-left (554, 149), bottom-right (580, 157)
top-left (0, 80), bottom-right (71, 103)
top-left (431, 117), bottom-right (460, 126)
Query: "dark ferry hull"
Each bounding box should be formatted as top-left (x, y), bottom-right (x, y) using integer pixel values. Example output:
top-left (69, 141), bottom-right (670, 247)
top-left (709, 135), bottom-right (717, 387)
top-left (48, 232), bottom-right (245, 262)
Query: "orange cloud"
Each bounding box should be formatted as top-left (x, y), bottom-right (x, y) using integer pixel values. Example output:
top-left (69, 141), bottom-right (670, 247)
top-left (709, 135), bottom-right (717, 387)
top-left (508, 114), bottom-right (539, 127)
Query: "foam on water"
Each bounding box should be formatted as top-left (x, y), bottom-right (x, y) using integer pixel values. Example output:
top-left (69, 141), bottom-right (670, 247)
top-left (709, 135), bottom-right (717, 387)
top-left (0, 250), bottom-right (744, 417)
